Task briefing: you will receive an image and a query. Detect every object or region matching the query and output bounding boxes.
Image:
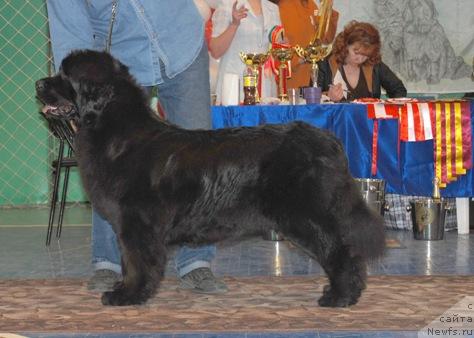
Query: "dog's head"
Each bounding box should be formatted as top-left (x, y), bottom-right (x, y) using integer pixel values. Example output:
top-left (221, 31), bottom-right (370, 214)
top-left (35, 50), bottom-right (133, 129)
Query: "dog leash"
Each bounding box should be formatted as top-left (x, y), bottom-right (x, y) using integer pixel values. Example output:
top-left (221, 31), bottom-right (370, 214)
top-left (105, 0), bottom-right (119, 52)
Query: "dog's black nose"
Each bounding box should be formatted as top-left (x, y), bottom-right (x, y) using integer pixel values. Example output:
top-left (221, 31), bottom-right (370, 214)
top-left (35, 79), bottom-right (48, 91)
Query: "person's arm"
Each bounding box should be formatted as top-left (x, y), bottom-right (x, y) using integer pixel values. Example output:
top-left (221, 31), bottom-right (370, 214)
top-left (316, 58), bottom-right (332, 91)
top-left (209, 1), bottom-right (248, 59)
top-left (378, 62), bottom-right (407, 98)
top-left (316, 58), bottom-right (345, 101)
top-left (46, 0), bottom-right (94, 71)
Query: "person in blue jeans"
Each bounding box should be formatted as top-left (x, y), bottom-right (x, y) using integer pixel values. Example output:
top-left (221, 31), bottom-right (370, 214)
top-left (46, 0), bottom-right (227, 294)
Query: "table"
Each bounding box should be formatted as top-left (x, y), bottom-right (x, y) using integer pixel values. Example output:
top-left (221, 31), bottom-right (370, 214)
top-left (212, 101), bottom-right (474, 233)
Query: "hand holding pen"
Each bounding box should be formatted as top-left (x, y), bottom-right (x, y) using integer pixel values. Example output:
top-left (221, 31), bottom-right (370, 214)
top-left (328, 83), bottom-right (345, 102)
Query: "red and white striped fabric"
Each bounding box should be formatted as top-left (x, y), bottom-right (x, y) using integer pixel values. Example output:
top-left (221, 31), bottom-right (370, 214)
top-left (366, 101), bottom-right (434, 142)
top-left (399, 102), bottom-right (433, 142)
top-left (366, 103), bottom-right (399, 119)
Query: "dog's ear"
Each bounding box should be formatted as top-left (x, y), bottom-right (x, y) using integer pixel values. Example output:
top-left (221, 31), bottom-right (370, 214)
top-left (62, 50), bottom-right (129, 82)
top-left (112, 58), bottom-right (130, 76)
top-left (75, 81), bottom-right (114, 127)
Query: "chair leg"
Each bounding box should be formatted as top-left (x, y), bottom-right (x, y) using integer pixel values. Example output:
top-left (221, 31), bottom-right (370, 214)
top-left (56, 164), bottom-right (71, 239)
top-left (46, 141), bottom-right (64, 246)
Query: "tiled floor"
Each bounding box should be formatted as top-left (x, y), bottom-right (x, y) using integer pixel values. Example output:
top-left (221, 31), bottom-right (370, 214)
top-left (0, 205), bottom-right (473, 338)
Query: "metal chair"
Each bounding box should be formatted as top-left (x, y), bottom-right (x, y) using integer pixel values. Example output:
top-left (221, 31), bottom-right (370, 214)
top-left (41, 112), bottom-right (77, 245)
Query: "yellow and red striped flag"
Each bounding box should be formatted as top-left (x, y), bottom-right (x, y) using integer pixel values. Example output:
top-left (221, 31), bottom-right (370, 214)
top-left (430, 100), bottom-right (472, 187)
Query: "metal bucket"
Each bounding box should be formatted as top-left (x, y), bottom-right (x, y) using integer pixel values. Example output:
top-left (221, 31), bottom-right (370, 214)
top-left (409, 199), bottom-right (447, 240)
top-left (354, 178), bottom-right (387, 215)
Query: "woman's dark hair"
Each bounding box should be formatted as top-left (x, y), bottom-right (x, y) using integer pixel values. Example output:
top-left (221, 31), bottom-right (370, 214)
top-left (332, 21), bottom-right (381, 65)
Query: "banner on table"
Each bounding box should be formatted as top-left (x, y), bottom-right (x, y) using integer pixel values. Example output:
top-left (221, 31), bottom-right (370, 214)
top-left (365, 100), bottom-right (472, 181)
top-left (431, 101), bottom-right (472, 187)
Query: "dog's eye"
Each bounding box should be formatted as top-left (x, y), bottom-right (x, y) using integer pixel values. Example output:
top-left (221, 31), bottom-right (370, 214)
top-left (83, 113), bottom-right (97, 126)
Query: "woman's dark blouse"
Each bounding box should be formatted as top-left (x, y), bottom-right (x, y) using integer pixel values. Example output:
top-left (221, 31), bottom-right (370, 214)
top-left (340, 65), bottom-right (372, 101)
top-left (317, 58), bottom-right (407, 99)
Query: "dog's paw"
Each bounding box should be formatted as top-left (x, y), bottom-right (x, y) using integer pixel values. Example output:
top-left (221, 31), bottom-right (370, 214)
top-left (323, 284), bottom-right (331, 293)
top-left (101, 288), bottom-right (146, 306)
top-left (318, 287), bottom-right (356, 307)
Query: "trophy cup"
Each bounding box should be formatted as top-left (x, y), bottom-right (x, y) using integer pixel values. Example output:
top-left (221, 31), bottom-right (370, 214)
top-left (239, 52), bottom-right (270, 103)
top-left (270, 47), bottom-right (294, 101)
top-left (294, 43), bottom-right (332, 87)
top-left (294, 0), bottom-right (334, 87)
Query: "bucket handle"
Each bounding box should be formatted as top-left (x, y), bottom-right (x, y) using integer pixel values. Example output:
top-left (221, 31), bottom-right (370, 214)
top-left (406, 204), bottom-right (451, 213)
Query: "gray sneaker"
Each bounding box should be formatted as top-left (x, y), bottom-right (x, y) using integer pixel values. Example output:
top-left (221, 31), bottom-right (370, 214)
top-left (179, 267), bottom-right (228, 294)
top-left (87, 269), bottom-right (122, 292)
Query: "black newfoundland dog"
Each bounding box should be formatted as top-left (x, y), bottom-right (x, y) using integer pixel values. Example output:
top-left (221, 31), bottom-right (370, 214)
top-left (36, 50), bottom-right (385, 307)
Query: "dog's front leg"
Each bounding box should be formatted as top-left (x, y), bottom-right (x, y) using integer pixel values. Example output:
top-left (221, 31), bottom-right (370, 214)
top-left (101, 221), bottom-right (167, 306)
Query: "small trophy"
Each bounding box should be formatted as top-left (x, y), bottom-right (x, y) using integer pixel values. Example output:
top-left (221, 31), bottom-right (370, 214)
top-left (294, 42), bottom-right (332, 87)
top-left (270, 47), bottom-right (294, 101)
top-left (239, 52), bottom-right (270, 103)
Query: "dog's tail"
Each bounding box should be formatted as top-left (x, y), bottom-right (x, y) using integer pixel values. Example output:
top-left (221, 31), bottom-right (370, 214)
top-left (343, 197), bottom-right (386, 260)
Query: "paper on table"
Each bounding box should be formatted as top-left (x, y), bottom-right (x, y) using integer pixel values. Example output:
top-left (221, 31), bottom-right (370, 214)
top-left (332, 69), bottom-right (348, 99)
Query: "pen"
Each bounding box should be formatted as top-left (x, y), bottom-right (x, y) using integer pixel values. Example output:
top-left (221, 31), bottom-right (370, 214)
top-left (329, 84), bottom-right (351, 94)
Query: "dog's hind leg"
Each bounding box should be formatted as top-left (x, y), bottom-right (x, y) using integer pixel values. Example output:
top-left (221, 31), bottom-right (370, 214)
top-left (280, 218), bottom-right (367, 307)
top-left (316, 198), bottom-right (385, 307)
top-left (101, 215), bottom-right (167, 306)
top-left (316, 245), bottom-right (367, 307)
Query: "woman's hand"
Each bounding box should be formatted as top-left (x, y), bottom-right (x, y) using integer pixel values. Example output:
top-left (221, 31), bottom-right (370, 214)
top-left (231, 1), bottom-right (248, 26)
top-left (209, 1), bottom-right (247, 59)
top-left (328, 83), bottom-right (344, 102)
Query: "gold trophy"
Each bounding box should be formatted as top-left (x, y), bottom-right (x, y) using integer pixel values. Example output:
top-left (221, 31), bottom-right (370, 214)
top-left (239, 52), bottom-right (270, 103)
top-left (294, 0), bottom-right (334, 87)
top-left (270, 47), bottom-right (294, 101)
top-left (294, 43), bottom-right (332, 87)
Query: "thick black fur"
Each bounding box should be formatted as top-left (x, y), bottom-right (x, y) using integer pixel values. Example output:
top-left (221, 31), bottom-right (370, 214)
top-left (36, 50), bottom-right (385, 307)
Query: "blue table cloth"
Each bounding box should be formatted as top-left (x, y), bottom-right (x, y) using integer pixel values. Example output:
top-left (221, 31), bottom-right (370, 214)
top-left (212, 101), bottom-right (474, 197)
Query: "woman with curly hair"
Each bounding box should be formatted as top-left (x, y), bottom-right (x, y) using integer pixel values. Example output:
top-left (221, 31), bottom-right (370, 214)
top-left (317, 21), bottom-right (407, 102)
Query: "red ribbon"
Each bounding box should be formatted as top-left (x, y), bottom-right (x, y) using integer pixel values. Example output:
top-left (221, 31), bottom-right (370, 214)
top-left (371, 119), bottom-right (379, 176)
top-left (461, 101), bottom-right (472, 170)
top-left (280, 66), bottom-right (288, 96)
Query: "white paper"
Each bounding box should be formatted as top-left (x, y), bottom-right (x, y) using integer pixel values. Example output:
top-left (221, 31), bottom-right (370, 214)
top-left (332, 69), bottom-right (349, 99)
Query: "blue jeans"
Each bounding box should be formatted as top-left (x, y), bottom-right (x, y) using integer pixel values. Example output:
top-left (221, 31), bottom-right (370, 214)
top-left (91, 42), bottom-right (216, 277)
top-left (156, 40), bottom-right (211, 129)
top-left (92, 211), bottom-right (216, 276)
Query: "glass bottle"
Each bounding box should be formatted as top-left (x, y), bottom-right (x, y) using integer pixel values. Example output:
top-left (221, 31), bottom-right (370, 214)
top-left (243, 60), bottom-right (257, 105)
